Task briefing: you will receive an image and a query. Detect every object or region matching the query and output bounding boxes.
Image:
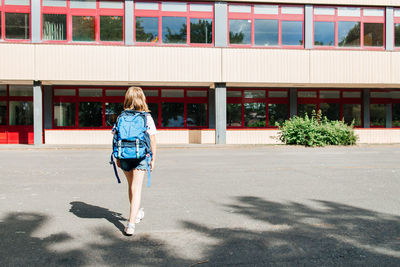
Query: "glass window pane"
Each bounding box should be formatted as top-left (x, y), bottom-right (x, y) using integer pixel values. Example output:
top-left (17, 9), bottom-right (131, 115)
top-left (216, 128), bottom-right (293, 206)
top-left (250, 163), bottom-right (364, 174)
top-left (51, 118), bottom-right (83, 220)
top-left (227, 103), bottom-right (242, 126)
top-left (338, 7), bottom-right (360, 17)
top-left (190, 4), bottom-right (213, 12)
top-left (370, 104), bottom-right (386, 127)
top-left (320, 90), bottom-right (340, 99)
top-left (395, 24), bottom-right (400, 47)
top-left (393, 104), bottom-right (400, 127)
top-left (148, 103), bottom-right (159, 126)
top-left (314, 21), bottom-right (335, 46)
top-left (298, 91), bottom-right (316, 98)
top-left (187, 90), bottom-right (207, 97)
top-left (229, 19), bottom-right (251, 45)
top-left (54, 89), bottom-right (75, 96)
top-left (343, 91), bottom-right (361, 98)
top-left (135, 2), bottom-right (159, 10)
top-left (298, 104), bottom-right (316, 117)
top-left (70, 0), bottom-right (96, 9)
top-left (5, 0), bottom-right (29, 5)
top-left (314, 7), bottom-right (335, 16)
top-left (43, 14), bottom-right (67, 41)
top-left (0, 85), bottom-right (6, 96)
top-left (99, 0), bottom-right (123, 9)
top-left (79, 88), bottom-right (102, 97)
top-left (190, 18), bottom-right (212, 44)
top-left (161, 2), bottom-right (187, 12)
top-left (268, 91), bottom-right (288, 98)
top-left (5, 13), bottom-right (30, 40)
top-left (244, 90), bottom-right (265, 98)
top-left (244, 103), bottom-right (266, 127)
top-left (229, 5), bottom-right (251, 13)
top-left (79, 102), bottom-right (103, 127)
top-left (9, 85), bottom-right (32, 96)
top-left (254, 5), bottom-right (278, 15)
top-left (320, 103), bottom-right (341, 121)
top-left (364, 23), bottom-right (383, 47)
top-left (343, 104), bottom-right (361, 126)
top-left (391, 91), bottom-right (400, 99)
top-left (227, 90), bottom-right (241, 97)
top-left (100, 16), bottom-right (123, 42)
top-left (9, 101), bottom-right (33, 125)
top-left (255, 19), bottom-right (278, 46)
top-left (269, 104), bottom-right (288, 126)
top-left (161, 89), bottom-right (184, 98)
top-left (338, 21), bottom-right (360, 47)
top-left (54, 102), bottom-right (76, 127)
top-left (161, 102), bottom-right (184, 127)
top-left (187, 103), bottom-right (207, 127)
top-left (162, 17), bottom-right (187, 44)
top-left (371, 92), bottom-right (389, 98)
top-left (106, 89), bottom-right (126, 96)
top-left (72, 16), bottom-right (95, 42)
top-left (143, 90), bottom-right (158, 97)
top-left (0, 102), bottom-right (7, 125)
top-left (281, 6), bottom-right (303, 15)
top-left (136, 17), bottom-right (159, 43)
top-left (363, 8), bottom-right (384, 17)
top-left (43, 0), bottom-right (67, 7)
top-left (105, 102), bottom-right (123, 126)
top-left (281, 21), bottom-right (303, 46)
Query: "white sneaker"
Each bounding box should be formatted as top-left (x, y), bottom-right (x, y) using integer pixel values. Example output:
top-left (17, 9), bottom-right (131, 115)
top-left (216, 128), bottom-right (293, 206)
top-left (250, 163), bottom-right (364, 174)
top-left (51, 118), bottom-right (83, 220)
top-left (135, 208), bottom-right (144, 224)
top-left (124, 222), bottom-right (135, 236)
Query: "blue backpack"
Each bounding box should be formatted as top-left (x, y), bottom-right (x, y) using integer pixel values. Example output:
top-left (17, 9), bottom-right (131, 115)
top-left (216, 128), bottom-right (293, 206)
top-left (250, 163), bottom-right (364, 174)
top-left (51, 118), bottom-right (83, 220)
top-left (110, 110), bottom-right (152, 186)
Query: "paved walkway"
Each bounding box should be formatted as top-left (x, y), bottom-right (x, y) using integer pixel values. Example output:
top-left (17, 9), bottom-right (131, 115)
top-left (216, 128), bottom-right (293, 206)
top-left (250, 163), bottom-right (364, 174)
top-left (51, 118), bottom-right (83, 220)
top-left (0, 145), bottom-right (400, 266)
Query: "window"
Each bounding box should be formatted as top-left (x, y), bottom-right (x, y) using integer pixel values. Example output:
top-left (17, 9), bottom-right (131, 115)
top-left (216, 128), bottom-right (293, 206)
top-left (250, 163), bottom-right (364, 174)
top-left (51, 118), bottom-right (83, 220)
top-left (313, 6), bottom-right (385, 49)
top-left (54, 102), bottom-right (75, 126)
top-left (0, 1), bottom-right (31, 41)
top-left (395, 9), bottom-right (400, 48)
top-left (41, 0), bottom-right (124, 43)
top-left (228, 4), bottom-right (304, 48)
top-left (134, 2), bottom-right (214, 46)
top-left (227, 89), bottom-right (289, 128)
top-left (393, 103), bottom-right (400, 127)
top-left (0, 101), bottom-right (7, 126)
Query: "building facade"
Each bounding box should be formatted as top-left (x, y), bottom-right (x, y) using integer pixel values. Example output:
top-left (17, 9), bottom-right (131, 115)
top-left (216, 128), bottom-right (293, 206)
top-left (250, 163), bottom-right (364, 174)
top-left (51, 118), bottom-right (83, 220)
top-left (1, 0), bottom-right (400, 145)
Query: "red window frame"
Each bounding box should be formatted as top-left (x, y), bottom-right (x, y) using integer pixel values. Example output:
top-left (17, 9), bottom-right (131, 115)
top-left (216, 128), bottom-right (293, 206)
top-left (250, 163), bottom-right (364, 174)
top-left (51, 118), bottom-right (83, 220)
top-left (0, 0), bottom-right (31, 42)
top-left (313, 6), bottom-right (385, 50)
top-left (41, 0), bottom-right (125, 45)
top-left (133, 1), bottom-right (214, 47)
top-left (297, 89), bottom-right (363, 127)
top-left (394, 9), bottom-right (400, 50)
top-left (227, 88), bottom-right (290, 128)
top-left (227, 4), bottom-right (304, 49)
top-left (52, 86), bottom-right (209, 129)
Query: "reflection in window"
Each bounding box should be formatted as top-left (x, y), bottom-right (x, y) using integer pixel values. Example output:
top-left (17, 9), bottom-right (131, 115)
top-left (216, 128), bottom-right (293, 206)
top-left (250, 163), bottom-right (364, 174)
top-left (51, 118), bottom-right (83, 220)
top-left (254, 19), bottom-right (278, 46)
top-left (9, 85), bottom-right (32, 96)
top-left (394, 24), bottom-right (400, 47)
top-left (244, 90), bottom-right (265, 98)
top-left (9, 101), bottom-right (33, 125)
top-left (281, 21), bottom-right (303, 46)
top-left (105, 90), bottom-right (126, 97)
top-left (100, 16), bottom-right (123, 42)
top-left (0, 102), bottom-right (7, 125)
top-left (5, 13), bottom-right (30, 39)
top-left (162, 17), bottom-right (187, 44)
top-left (343, 104), bottom-right (361, 126)
top-left (43, 14), bottom-right (67, 41)
top-left (161, 103), bottom-right (184, 127)
top-left (364, 23), bottom-right (383, 47)
top-left (338, 21), bottom-right (360, 47)
top-left (244, 103), bottom-right (266, 127)
top-left (54, 102), bottom-right (76, 127)
top-left (136, 17), bottom-right (159, 43)
top-left (79, 102), bottom-right (102, 127)
top-left (105, 102), bottom-right (123, 126)
top-left (229, 20), bottom-right (251, 45)
top-left (72, 16), bottom-right (95, 42)
top-left (393, 104), bottom-right (400, 127)
top-left (161, 89), bottom-right (184, 98)
top-left (370, 104), bottom-right (385, 127)
top-left (314, 21), bottom-right (334, 46)
top-left (187, 103), bottom-right (207, 126)
top-left (227, 103), bottom-right (242, 126)
top-left (148, 103), bottom-right (159, 126)
top-left (79, 88), bottom-right (102, 97)
top-left (298, 104), bottom-right (316, 118)
top-left (190, 18), bottom-right (212, 44)
top-left (227, 91), bottom-right (241, 97)
top-left (269, 104), bottom-right (288, 127)
top-left (320, 103), bottom-right (340, 121)
top-left (0, 85), bottom-right (6, 96)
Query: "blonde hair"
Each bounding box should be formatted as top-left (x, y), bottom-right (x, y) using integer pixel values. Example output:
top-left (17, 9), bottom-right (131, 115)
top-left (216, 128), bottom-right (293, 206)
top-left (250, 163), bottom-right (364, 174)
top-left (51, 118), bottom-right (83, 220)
top-left (124, 87), bottom-right (149, 112)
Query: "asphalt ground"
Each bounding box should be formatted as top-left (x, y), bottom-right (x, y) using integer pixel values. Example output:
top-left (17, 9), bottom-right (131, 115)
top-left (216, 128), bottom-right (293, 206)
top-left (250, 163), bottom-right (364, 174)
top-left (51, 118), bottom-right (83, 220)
top-left (0, 145), bottom-right (400, 266)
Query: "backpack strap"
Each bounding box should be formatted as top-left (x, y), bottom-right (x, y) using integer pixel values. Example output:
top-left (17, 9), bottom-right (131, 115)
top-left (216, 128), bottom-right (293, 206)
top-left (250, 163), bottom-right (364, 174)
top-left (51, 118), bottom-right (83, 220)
top-left (109, 153), bottom-right (121, 184)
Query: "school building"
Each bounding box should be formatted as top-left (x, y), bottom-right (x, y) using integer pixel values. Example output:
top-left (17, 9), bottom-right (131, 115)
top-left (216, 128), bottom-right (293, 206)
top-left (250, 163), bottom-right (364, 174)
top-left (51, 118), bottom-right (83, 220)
top-left (1, 0), bottom-right (400, 145)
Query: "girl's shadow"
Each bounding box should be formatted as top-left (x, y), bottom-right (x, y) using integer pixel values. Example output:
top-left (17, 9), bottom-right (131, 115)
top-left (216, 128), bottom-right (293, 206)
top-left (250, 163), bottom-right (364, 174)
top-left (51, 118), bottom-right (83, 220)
top-left (69, 201), bottom-right (126, 233)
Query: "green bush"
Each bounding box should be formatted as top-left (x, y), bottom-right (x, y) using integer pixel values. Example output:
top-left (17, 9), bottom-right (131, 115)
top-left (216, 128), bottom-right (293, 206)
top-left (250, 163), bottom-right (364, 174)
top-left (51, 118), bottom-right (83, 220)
top-left (278, 111), bottom-right (357, 147)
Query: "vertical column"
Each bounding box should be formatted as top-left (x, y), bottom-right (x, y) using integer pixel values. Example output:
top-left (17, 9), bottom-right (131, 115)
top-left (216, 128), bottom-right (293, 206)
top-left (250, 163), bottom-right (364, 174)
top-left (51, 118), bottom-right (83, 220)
top-left (31, 0), bottom-right (41, 43)
top-left (208, 87), bottom-right (216, 129)
top-left (125, 0), bottom-right (134, 45)
top-left (304, 5), bottom-right (313, 49)
top-left (33, 81), bottom-right (43, 145)
top-left (214, 2), bottom-right (228, 47)
top-left (363, 89), bottom-right (370, 128)
top-left (386, 104), bottom-right (392, 128)
top-left (215, 83), bottom-right (226, 144)
top-left (289, 88), bottom-right (297, 118)
top-left (43, 86), bottom-right (53, 130)
top-left (386, 7), bottom-right (394, 51)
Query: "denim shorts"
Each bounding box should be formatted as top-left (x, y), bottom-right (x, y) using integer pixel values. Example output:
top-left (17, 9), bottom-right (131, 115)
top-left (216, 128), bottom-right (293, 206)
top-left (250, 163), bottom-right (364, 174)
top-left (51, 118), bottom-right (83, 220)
top-left (119, 157), bottom-right (148, 172)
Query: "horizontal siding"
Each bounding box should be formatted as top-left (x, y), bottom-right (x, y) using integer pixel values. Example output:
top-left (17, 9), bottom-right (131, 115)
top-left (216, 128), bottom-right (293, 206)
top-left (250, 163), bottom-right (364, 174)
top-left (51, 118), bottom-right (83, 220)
top-left (0, 44), bottom-right (34, 81)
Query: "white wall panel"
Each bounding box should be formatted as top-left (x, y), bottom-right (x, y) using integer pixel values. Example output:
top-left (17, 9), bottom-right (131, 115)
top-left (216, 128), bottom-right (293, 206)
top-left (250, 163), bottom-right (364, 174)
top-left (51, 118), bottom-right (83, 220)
top-left (0, 44), bottom-right (34, 80)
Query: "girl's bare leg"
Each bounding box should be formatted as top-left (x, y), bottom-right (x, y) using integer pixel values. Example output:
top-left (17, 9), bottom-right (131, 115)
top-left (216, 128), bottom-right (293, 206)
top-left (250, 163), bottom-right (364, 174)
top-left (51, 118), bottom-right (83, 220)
top-left (124, 169), bottom-right (145, 223)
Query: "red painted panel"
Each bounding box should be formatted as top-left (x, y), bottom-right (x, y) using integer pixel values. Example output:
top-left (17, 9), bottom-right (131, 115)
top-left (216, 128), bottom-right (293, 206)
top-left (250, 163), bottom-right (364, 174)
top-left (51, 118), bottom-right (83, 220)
top-left (0, 132), bottom-right (7, 144)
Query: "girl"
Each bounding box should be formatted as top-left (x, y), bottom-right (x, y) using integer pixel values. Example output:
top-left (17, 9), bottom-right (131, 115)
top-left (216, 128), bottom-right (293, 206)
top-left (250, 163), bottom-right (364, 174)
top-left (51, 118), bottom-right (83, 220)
top-left (117, 87), bottom-right (157, 236)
